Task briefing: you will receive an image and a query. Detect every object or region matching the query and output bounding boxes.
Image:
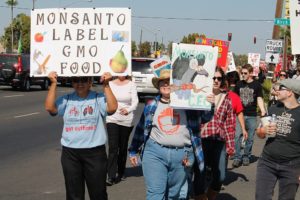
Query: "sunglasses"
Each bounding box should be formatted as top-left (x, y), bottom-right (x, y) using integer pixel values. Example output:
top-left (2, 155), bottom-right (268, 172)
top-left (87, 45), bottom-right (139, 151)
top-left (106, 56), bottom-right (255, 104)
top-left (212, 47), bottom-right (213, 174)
top-left (212, 77), bottom-right (222, 81)
top-left (241, 72), bottom-right (249, 75)
top-left (72, 77), bottom-right (90, 83)
top-left (275, 85), bottom-right (288, 92)
top-left (280, 74), bottom-right (286, 77)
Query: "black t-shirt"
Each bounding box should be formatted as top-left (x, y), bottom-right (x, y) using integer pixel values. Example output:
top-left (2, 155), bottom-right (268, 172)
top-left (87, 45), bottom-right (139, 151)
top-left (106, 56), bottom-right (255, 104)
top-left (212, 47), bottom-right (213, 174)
top-left (234, 80), bottom-right (263, 116)
top-left (262, 105), bottom-right (300, 163)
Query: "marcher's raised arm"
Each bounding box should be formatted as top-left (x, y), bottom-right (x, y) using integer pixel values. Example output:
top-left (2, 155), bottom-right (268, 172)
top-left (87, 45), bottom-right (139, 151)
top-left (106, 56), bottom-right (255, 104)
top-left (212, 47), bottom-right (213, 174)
top-left (45, 71), bottom-right (58, 114)
top-left (101, 72), bottom-right (117, 114)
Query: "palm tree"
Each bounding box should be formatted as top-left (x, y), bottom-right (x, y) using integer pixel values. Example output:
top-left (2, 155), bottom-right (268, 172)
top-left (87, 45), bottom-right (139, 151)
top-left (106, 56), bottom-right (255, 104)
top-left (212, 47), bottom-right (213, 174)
top-left (6, 0), bottom-right (18, 52)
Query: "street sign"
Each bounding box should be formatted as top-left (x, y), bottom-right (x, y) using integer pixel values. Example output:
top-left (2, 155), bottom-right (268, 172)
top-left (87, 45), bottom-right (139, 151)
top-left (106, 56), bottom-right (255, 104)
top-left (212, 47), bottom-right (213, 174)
top-left (265, 39), bottom-right (283, 53)
top-left (265, 52), bottom-right (280, 64)
top-left (274, 18), bottom-right (290, 26)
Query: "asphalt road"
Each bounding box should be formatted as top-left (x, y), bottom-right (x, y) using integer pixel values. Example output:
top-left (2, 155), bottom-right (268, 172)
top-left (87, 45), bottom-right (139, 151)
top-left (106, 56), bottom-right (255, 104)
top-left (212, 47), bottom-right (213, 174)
top-left (0, 85), bottom-right (299, 200)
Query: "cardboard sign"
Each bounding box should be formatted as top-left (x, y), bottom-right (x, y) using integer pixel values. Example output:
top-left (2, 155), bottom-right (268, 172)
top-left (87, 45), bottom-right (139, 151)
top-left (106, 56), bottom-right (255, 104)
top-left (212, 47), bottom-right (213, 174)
top-left (226, 51), bottom-right (236, 73)
top-left (265, 39), bottom-right (283, 53)
top-left (195, 37), bottom-right (230, 71)
top-left (248, 53), bottom-right (261, 76)
top-left (150, 55), bottom-right (171, 77)
top-left (30, 8), bottom-right (131, 77)
top-left (289, 0), bottom-right (300, 54)
top-left (170, 43), bottom-right (218, 110)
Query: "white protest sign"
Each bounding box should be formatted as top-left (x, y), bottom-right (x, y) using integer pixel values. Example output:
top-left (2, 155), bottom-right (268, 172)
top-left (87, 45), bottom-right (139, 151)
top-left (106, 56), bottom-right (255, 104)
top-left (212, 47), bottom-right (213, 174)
top-left (150, 55), bottom-right (171, 77)
top-left (248, 53), bottom-right (260, 76)
top-left (170, 43), bottom-right (218, 110)
top-left (226, 51), bottom-right (236, 73)
top-left (30, 8), bottom-right (131, 77)
top-left (290, 0), bottom-right (300, 54)
top-left (265, 52), bottom-right (280, 64)
top-left (265, 39), bottom-right (283, 53)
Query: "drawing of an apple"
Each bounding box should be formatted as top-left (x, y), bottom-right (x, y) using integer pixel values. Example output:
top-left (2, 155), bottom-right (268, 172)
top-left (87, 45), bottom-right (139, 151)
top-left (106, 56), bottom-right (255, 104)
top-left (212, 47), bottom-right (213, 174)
top-left (35, 33), bottom-right (44, 42)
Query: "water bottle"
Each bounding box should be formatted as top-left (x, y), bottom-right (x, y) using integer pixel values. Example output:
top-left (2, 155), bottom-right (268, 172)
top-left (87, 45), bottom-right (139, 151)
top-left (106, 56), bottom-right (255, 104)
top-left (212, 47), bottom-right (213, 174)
top-left (270, 114), bottom-right (276, 124)
top-left (267, 114), bottom-right (277, 138)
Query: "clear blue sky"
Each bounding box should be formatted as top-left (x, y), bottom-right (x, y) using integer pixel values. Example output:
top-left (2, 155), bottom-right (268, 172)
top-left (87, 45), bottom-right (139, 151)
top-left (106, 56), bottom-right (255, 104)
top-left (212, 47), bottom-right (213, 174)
top-left (0, 0), bottom-right (278, 56)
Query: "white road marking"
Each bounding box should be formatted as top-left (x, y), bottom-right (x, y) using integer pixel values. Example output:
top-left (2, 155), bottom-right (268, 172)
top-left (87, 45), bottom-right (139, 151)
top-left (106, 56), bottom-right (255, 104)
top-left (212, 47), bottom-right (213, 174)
top-left (4, 94), bottom-right (24, 98)
top-left (14, 112), bottom-right (40, 118)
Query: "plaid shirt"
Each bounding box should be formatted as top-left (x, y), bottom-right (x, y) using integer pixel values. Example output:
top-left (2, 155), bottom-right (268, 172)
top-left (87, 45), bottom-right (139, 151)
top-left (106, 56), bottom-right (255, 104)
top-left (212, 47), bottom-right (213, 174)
top-left (128, 95), bottom-right (214, 172)
top-left (201, 93), bottom-right (236, 155)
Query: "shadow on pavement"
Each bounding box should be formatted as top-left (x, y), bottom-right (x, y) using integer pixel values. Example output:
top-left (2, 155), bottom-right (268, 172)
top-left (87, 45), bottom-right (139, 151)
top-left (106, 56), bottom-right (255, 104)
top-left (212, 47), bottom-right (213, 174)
top-left (223, 170), bottom-right (249, 186)
top-left (216, 193), bottom-right (237, 200)
top-left (125, 166), bottom-right (143, 177)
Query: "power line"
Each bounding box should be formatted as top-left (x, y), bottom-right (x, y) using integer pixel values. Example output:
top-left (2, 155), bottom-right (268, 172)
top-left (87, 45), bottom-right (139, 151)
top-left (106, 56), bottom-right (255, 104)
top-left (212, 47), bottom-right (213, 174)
top-left (132, 15), bottom-right (273, 22)
top-left (0, 6), bottom-right (274, 22)
top-left (0, 5), bottom-right (31, 10)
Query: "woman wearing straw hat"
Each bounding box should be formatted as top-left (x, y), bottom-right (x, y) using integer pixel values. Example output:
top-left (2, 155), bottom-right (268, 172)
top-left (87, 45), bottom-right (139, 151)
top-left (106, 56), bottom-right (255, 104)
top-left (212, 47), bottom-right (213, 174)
top-left (128, 69), bottom-right (215, 200)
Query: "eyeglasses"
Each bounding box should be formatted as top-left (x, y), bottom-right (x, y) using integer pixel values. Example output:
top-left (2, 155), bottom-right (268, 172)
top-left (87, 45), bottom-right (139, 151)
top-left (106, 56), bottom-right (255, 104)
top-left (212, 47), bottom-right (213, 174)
top-left (72, 77), bottom-right (90, 83)
top-left (241, 72), bottom-right (249, 75)
top-left (274, 85), bottom-right (288, 92)
top-left (212, 77), bottom-right (222, 81)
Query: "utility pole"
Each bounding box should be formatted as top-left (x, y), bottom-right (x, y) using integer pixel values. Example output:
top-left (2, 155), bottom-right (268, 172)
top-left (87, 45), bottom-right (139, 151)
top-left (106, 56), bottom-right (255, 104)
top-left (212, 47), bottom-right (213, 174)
top-left (139, 29), bottom-right (142, 56)
top-left (11, 3), bottom-right (14, 52)
top-left (33, 0), bottom-right (36, 9)
top-left (272, 0), bottom-right (284, 39)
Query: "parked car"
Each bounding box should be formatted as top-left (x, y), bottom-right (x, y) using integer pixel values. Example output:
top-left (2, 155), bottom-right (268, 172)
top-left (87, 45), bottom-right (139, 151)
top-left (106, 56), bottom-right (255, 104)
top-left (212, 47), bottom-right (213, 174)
top-left (131, 57), bottom-right (158, 99)
top-left (0, 53), bottom-right (49, 91)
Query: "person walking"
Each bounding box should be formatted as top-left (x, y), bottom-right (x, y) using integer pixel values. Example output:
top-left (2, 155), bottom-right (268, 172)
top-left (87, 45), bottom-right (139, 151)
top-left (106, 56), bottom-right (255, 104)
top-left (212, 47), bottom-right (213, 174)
top-left (193, 67), bottom-right (236, 200)
top-left (232, 64), bottom-right (266, 167)
top-left (255, 79), bottom-right (300, 200)
top-left (45, 72), bottom-right (117, 200)
top-left (128, 69), bottom-right (215, 200)
top-left (106, 75), bottom-right (138, 185)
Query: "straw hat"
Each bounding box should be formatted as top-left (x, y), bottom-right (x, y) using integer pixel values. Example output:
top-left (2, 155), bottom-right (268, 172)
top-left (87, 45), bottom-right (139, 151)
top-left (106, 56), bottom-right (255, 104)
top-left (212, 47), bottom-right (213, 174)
top-left (152, 69), bottom-right (171, 89)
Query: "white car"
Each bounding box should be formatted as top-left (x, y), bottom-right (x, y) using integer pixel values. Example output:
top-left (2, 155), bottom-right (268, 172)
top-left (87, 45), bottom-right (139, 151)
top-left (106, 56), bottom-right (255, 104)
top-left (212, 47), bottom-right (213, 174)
top-left (131, 57), bottom-right (158, 99)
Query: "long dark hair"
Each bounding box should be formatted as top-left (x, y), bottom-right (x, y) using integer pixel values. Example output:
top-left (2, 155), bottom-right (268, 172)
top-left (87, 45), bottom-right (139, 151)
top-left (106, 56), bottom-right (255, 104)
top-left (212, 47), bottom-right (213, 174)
top-left (215, 67), bottom-right (226, 88)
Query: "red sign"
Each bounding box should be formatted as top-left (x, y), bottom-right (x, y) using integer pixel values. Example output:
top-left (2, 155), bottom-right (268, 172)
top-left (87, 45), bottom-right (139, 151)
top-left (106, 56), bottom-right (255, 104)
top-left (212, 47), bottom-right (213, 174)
top-left (195, 37), bottom-right (230, 71)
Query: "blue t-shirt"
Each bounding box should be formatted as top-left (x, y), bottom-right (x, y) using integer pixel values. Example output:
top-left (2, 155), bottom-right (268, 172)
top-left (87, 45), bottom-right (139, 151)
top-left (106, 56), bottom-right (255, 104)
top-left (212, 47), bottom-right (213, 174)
top-left (55, 91), bottom-right (107, 148)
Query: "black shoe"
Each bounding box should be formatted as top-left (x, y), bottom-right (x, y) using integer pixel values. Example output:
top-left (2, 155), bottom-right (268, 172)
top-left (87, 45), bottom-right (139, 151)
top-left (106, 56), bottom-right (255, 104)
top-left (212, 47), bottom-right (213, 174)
top-left (232, 159), bottom-right (241, 168)
top-left (242, 157), bottom-right (250, 166)
top-left (116, 175), bottom-right (126, 183)
top-left (106, 178), bottom-right (114, 186)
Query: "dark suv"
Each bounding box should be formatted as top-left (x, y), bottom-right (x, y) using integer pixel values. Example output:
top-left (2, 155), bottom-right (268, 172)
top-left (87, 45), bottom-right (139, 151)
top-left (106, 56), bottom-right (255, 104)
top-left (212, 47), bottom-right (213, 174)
top-left (0, 53), bottom-right (49, 91)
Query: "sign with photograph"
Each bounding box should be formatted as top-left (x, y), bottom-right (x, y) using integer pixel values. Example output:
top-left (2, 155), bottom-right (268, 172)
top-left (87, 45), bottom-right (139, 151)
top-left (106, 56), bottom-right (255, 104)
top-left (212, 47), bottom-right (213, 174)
top-left (170, 43), bottom-right (218, 110)
top-left (150, 55), bottom-right (171, 77)
top-left (226, 51), bottom-right (236, 73)
top-left (248, 53), bottom-right (260, 76)
top-left (30, 8), bottom-right (131, 77)
top-left (195, 37), bottom-right (230, 71)
top-left (289, 0), bottom-right (300, 54)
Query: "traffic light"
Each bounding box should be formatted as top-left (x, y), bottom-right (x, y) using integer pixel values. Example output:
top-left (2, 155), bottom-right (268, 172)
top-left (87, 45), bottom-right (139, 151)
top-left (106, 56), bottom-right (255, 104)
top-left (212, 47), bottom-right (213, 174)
top-left (228, 33), bottom-right (232, 41)
top-left (254, 36), bottom-right (256, 44)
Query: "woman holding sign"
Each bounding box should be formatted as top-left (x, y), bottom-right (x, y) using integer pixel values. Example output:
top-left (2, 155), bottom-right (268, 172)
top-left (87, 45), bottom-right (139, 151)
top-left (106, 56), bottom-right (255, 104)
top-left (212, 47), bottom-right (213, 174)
top-left (128, 69), bottom-right (215, 200)
top-left (45, 72), bottom-right (117, 200)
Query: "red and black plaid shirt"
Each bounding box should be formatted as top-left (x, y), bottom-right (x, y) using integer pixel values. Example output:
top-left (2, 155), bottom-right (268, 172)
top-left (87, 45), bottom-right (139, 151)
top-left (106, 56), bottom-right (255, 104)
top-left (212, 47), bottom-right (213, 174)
top-left (201, 94), bottom-right (236, 155)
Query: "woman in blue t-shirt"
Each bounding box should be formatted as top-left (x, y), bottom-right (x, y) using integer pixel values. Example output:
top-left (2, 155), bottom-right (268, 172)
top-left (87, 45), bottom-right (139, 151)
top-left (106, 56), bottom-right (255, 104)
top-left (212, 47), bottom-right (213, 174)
top-left (45, 71), bottom-right (117, 200)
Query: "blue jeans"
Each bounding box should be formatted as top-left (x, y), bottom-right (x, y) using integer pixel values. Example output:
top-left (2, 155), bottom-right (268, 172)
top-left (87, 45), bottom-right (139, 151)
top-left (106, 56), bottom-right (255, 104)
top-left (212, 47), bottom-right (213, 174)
top-left (234, 116), bottom-right (257, 160)
top-left (142, 138), bottom-right (194, 200)
top-left (193, 139), bottom-right (227, 195)
top-left (255, 156), bottom-right (300, 200)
